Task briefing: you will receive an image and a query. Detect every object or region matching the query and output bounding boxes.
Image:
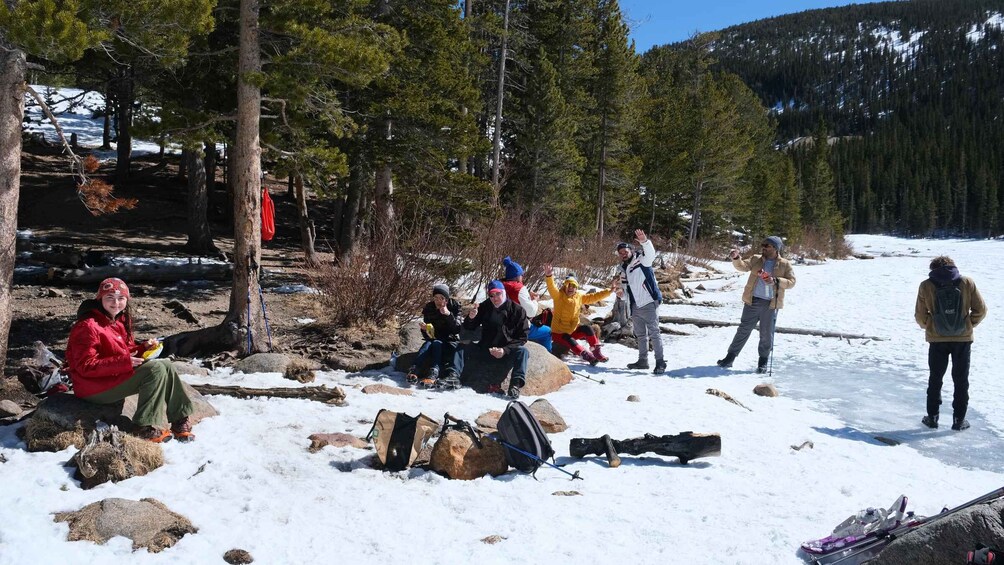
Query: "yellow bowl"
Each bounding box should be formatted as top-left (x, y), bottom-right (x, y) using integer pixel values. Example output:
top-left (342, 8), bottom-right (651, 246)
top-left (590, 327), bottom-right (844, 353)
top-left (142, 343), bottom-right (163, 361)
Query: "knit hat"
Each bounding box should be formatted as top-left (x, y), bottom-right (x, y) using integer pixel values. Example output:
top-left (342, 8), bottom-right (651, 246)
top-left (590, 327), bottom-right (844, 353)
top-left (616, 242), bottom-right (633, 252)
top-left (96, 277), bottom-right (130, 300)
top-left (487, 280), bottom-right (506, 297)
top-left (502, 256), bottom-right (524, 280)
top-left (562, 275), bottom-right (579, 289)
top-left (432, 283), bottom-right (450, 298)
top-left (763, 236), bottom-right (783, 254)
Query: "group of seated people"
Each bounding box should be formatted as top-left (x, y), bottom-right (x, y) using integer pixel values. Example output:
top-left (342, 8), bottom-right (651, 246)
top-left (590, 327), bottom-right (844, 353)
top-left (405, 256), bottom-right (618, 398)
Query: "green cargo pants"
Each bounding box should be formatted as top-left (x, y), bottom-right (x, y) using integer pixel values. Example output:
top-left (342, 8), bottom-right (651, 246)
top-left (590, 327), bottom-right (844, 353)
top-left (85, 359), bottom-right (195, 428)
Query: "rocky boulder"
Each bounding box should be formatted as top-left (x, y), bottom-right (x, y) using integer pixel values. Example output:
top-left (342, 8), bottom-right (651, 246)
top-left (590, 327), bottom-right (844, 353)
top-left (429, 429), bottom-right (508, 480)
top-left (234, 353), bottom-right (295, 374)
top-left (53, 498), bottom-right (197, 552)
top-left (474, 399), bottom-right (567, 433)
top-left (462, 342), bottom-right (572, 396)
top-left (870, 499), bottom-right (1004, 565)
top-left (24, 383), bottom-right (218, 452)
top-left (73, 426), bottom-right (163, 489)
top-left (753, 383), bottom-right (778, 397)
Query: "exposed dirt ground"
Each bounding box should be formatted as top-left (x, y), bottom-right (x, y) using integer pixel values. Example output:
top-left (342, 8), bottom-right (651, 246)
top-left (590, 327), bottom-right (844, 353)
top-left (11, 144), bottom-right (338, 366)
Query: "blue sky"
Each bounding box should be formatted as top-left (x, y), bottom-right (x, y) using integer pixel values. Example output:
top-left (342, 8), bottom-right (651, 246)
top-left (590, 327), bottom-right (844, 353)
top-left (619, 0), bottom-right (890, 52)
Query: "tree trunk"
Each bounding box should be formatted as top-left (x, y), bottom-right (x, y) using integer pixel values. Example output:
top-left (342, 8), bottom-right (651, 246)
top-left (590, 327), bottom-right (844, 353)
top-left (489, 0), bottom-right (511, 200)
top-left (178, 148), bottom-right (188, 180)
top-left (226, 0), bottom-right (266, 355)
top-left (688, 179), bottom-right (703, 247)
top-left (100, 81), bottom-right (113, 150)
top-left (114, 66), bottom-right (134, 183)
top-left (570, 432), bottom-right (722, 465)
top-left (0, 48), bottom-right (26, 374)
top-left (294, 174), bottom-right (320, 266)
top-left (204, 140), bottom-right (217, 191)
top-left (184, 144), bottom-right (219, 256)
top-left (336, 159), bottom-right (364, 265)
top-left (373, 160), bottom-right (394, 238)
top-left (596, 113), bottom-right (608, 238)
top-left (172, 0), bottom-right (265, 358)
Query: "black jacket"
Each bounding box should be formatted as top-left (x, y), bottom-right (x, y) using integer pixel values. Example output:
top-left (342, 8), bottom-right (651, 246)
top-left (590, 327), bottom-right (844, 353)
top-left (421, 299), bottom-right (463, 343)
top-left (462, 298), bottom-right (528, 353)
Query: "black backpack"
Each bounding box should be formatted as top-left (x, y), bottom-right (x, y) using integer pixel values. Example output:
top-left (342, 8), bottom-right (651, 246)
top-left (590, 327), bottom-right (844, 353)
top-left (495, 400), bottom-right (554, 474)
top-left (933, 279), bottom-right (966, 337)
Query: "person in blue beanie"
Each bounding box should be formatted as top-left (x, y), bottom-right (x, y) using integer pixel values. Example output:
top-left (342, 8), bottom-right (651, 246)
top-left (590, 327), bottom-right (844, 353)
top-left (500, 256), bottom-right (552, 351)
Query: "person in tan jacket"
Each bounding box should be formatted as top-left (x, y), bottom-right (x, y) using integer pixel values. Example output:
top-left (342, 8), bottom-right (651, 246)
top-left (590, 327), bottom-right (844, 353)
top-left (915, 255), bottom-right (987, 431)
top-left (717, 236), bottom-right (796, 373)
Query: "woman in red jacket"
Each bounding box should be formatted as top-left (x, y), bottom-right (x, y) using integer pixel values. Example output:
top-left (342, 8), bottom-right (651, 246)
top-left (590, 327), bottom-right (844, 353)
top-left (65, 278), bottom-right (195, 442)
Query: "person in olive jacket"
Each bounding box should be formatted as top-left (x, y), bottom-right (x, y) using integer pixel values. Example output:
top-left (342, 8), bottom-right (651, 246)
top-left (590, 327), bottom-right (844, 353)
top-left (915, 255), bottom-right (987, 431)
top-left (463, 280), bottom-right (530, 398)
top-left (717, 236), bottom-right (796, 373)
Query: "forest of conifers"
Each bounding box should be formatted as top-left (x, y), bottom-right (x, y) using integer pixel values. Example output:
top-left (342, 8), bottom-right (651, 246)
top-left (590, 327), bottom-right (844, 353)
top-left (5, 0), bottom-right (1004, 254)
top-left (713, 0), bottom-right (1004, 237)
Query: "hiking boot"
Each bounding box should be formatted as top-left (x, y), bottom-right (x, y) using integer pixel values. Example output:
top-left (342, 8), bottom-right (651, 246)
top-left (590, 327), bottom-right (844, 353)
top-left (756, 356), bottom-right (769, 374)
top-left (437, 369), bottom-right (462, 390)
top-left (716, 353), bottom-right (736, 368)
top-left (921, 414), bottom-right (939, 429)
top-left (952, 417), bottom-right (970, 431)
top-left (135, 426), bottom-right (172, 443)
top-left (653, 360), bottom-right (667, 375)
top-left (591, 345), bottom-right (609, 363)
top-left (627, 359), bottom-right (649, 370)
top-left (580, 349), bottom-right (599, 366)
top-left (507, 377), bottom-right (525, 399)
top-left (171, 416), bottom-right (195, 442)
top-left (406, 366), bottom-right (420, 384)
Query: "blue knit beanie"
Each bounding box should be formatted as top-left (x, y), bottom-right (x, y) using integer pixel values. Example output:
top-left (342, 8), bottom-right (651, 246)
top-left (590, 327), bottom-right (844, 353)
top-left (763, 236), bottom-right (784, 254)
top-left (502, 256), bottom-right (524, 280)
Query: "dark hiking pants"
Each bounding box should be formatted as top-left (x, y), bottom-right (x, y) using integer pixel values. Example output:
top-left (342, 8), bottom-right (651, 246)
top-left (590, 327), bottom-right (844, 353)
top-left (726, 297), bottom-right (777, 359)
top-left (926, 341), bottom-right (971, 420)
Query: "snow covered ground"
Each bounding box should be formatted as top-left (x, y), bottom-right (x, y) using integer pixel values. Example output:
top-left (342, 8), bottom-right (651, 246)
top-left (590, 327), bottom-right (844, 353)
top-left (2, 234), bottom-right (1003, 564)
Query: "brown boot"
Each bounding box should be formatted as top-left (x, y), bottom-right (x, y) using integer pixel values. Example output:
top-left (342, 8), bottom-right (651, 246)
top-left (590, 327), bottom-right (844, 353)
top-left (135, 426), bottom-right (172, 443)
top-left (171, 416), bottom-right (195, 442)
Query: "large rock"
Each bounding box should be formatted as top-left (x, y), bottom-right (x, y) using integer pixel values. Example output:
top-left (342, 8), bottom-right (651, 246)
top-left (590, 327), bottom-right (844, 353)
top-left (73, 426), bottom-right (163, 489)
top-left (870, 499), bottom-right (1004, 565)
top-left (307, 433), bottom-right (370, 453)
top-left (429, 429), bottom-right (508, 480)
top-left (234, 353), bottom-right (294, 374)
top-left (53, 498), bottom-right (197, 552)
top-left (24, 383), bottom-right (218, 452)
top-left (462, 342), bottom-right (572, 396)
top-left (528, 399), bottom-right (568, 433)
top-left (361, 384), bottom-right (413, 396)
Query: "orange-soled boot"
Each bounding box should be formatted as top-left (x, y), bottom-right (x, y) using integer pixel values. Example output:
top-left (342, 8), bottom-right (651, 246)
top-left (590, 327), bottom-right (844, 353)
top-left (171, 416), bottom-right (195, 442)
top-left (135, 426), bottom-right (172, 443)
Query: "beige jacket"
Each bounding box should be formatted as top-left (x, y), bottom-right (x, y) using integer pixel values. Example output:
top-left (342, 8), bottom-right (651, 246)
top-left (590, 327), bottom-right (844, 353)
top-left (915, 276), bottom-right (987, 342)
top-left (734, 255), bottom-right (796, 309)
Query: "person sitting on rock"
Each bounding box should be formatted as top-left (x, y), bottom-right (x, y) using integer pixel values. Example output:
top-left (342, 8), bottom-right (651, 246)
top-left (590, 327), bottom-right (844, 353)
top-left (543, 265), bottom-right (615, 365)
top-left (64, 278), bottom-right (195, 443)
top-left (501, 256), bottom-right (552, 351)
top-left (463, 280), bottom-right (530, 399)
top-left (406, 283), bottom-right (464, 389)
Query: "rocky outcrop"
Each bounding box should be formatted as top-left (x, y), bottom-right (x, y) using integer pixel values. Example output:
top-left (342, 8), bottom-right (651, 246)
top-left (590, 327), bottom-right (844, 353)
top-left (870, 499), bottom-right (1004, 565)
top-left (462, 342), bottom-right (572, 396)
top-left (24, 383), bottom-right (217, 452)
top-left (53, 498), bottom-right (197, 552)
top-left (429, 429), bottom-right (508, 480)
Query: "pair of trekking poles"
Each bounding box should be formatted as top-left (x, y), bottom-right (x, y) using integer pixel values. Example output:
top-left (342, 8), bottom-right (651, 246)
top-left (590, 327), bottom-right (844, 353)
top-left (245, 253), bottom-right (273, 353)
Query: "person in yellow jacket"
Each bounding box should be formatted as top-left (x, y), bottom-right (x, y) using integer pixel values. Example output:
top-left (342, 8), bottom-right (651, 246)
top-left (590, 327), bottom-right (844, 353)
top-left (915, 255), bottom-right (987, 431)
top-left (543, 264), bottom-right (616, 365)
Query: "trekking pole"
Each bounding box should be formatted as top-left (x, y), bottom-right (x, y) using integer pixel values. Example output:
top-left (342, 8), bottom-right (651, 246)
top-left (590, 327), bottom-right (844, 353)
top-left (257, 285), bottom-right (273, 352)
top-left (488, 435), bottom-right (583, 480)
top-left (246, 253), bottom-right (254, 352)
top-left (443, 414), bottom-right (582, 480)
top-left (570, 369), bottom-right (606, 385)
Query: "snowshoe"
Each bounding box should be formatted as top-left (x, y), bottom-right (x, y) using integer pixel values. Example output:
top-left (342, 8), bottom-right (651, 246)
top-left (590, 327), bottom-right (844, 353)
top-left (436, 372), bottom-right (462, 390)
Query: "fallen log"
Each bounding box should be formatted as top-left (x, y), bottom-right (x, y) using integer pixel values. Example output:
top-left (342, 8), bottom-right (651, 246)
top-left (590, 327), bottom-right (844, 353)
top-left (658, 316), bottom-right (884, 341)
top-left (46, 263), bottom-right (233, 285)
top-left (570, 432), bottom-right (721, 465)
top-left (190, 384), bottom-right (346, 406)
